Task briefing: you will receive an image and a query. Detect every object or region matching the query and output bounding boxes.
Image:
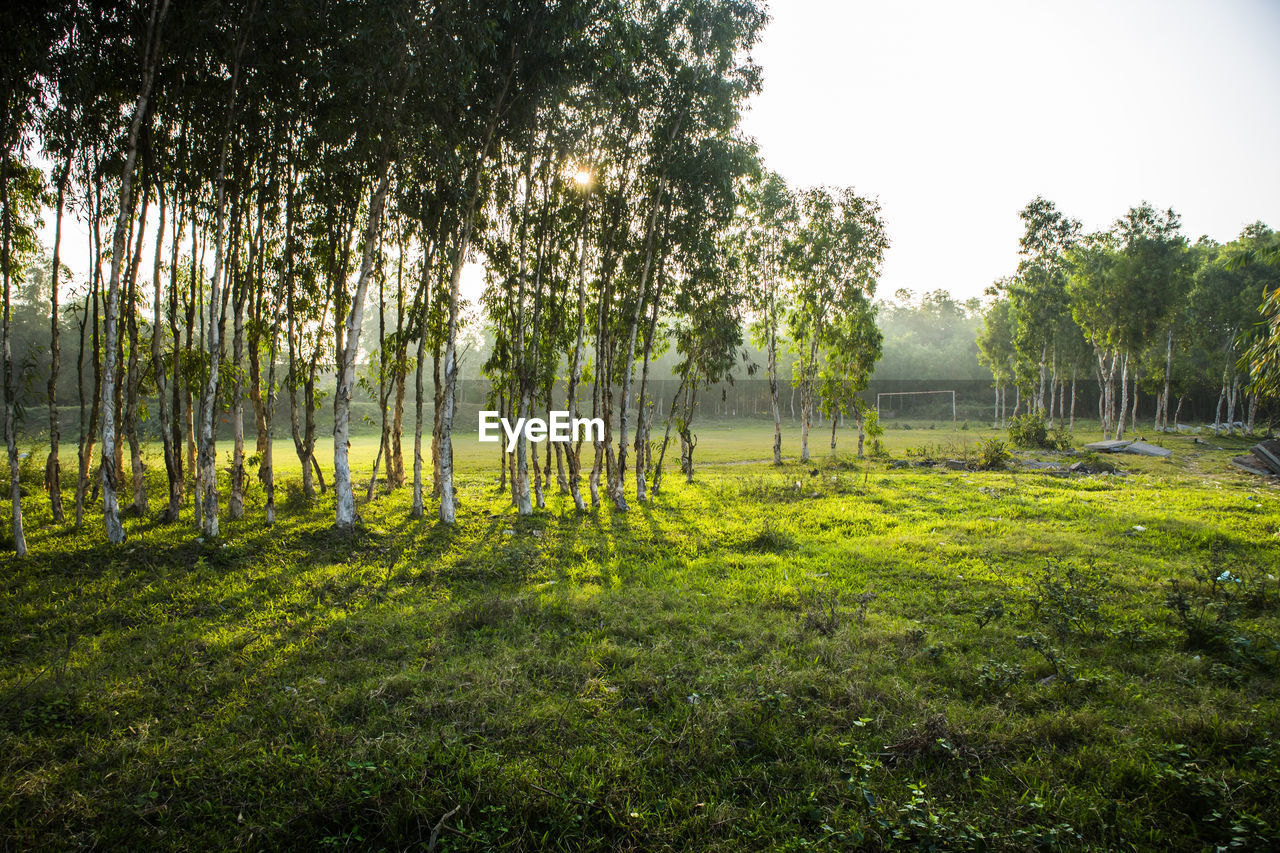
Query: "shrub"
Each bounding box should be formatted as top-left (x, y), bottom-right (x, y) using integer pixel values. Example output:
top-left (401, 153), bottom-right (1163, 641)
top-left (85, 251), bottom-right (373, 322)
top-left (1027, 559), bottom-right (1110, 640)
top-left (744, 519), bottom-right (796, 553)
top-left (1007, 413), bottom-right (1073, 450)
top-left (976, 438), bottom-right (1010, 470)
top-left (1164, 566), bottom-right (1280, 671)
top-left (1007, 413), bottom-right (1047, 448)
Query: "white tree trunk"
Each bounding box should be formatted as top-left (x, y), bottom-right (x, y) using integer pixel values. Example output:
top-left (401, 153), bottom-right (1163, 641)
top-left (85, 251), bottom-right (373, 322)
top-left (769, 309), bottom-right (782, 465)
top-left (614, 178), bottom-right (666, 510)
top-left (1115, 352), bottom-right (1129, 440)
top-left (333, 168), bottom-right (391, 528)
top-left (1, 155), bottom-right (25, 554)
top-left (567, 224), bottom-right (588, 511)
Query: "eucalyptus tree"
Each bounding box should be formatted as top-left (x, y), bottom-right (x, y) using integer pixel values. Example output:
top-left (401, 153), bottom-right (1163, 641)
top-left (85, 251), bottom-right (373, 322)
top-left (1236, 228), bottom-right (1280, 411)
top-left (38, 11), bottom-right (88, 524)
top-left (0, 162), bottom-right (43, 556)
top-left (1067, 232), bottom-right (1121, 435)
top-left (976, 295), bottom-right (1016, 427)
top-left (434, 0), bottom-right (606, 525)
top-left (2, 1), bottom-right (69, 553)
top-left (786, 186), bottom-right (888, 463)
top-left (480, 110), bottom-right (578, 516)
top-left (1107, 204), bottom-right (1188, 437)
top-left (93, 0), bottom-right (172, 543)
top-left (1004, 196), bottom-right (1079, 421)
top-left (1190, 224), bottom-right (1277, 434)
top-left (315, 0), bottom-right (423, 530)
top-left (609, 0), bottom-right (765, 510)
top-left (651, 250), bottom-right (745, 492)
top-left (742, 169), bottom-right (796, 464)
top-left (192, 0), bottom-right (259, 538)
top-left (817, 293), bottom-right (881, 455)
top-left (632, 131), bottom-right (756, 503)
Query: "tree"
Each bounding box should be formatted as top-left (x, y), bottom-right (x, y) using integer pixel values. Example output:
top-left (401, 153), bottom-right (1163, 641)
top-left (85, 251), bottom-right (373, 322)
top-left (1003, 196), bottom-right (1079, 423)
top-left (977, 295), bottom-right (1017, 427)
top-left (742, 169), bottom-right (795, 465)
top-left (817, 293), bottom-right (881, 455)
top-left (2, 1), bottom-right (65, 555)
top-left (786, 186), bottom-right (888, 462)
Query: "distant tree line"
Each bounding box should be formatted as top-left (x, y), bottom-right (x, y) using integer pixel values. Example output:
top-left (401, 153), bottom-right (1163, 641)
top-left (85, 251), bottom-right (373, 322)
top-left (977, 196), bottom-right (1279, 437)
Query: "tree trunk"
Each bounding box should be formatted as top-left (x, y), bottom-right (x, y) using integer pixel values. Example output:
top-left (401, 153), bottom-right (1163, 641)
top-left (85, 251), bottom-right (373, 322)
top-left (162, 190), bottom-right (184, 519)
top-left (76, 206), bottom-right (104, 528)
top-left (566, 222), bottom-right (587, 510)
top-left (198, 2), bottom-right (245, 538)
top-left (431, 341), bottom-right (442, 497)
top-left (1, 152), bottom-right (25, 554)
top-left (388, 247), bottom-right (407, 489)
top-left (1115, 352), bottom-right (1129, 441)
top-left (1069, 370), bottom-right (1076, 432)
top-left (334, 166), bottom-right (392, 528)
top-left (229, 208), bottom-right (251, 521)
top-left (410, 317), bottom-right (428, 518)
top-left (634, 272), bottom-right (664, 503)
top-left (101, 0), bottom-right (169, 542)
top-left (1226, 375), bottom-right (1239, 436)
top-left (263, 324), bottom-right (278, 525)
top-left (148, 182), bottom-right (174, 520)
top-left (614, 179), bottom-right (667, 510)
top-left (184, 216), bottom-right (198, 481)
top-left (439, 74), bottom-right (507, 525)
top-left (768, 311), bottom-right (782, 465)
top-left (799, 338), bottom-right (817, 462)
top-left (1130, 368), bottom-right (1139, 434)
top-left (1037, 341), bottom-right (1048, 415)
top-left (73, 287), bottom-right (94, 527)
top-left (45, 156), bottom-right (72, 523)
top-left (124, 180), bottom-right (150, 516)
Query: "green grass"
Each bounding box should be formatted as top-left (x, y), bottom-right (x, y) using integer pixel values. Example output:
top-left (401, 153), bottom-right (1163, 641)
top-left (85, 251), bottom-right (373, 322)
top-left (2, 421), bottom-right (1279, 850)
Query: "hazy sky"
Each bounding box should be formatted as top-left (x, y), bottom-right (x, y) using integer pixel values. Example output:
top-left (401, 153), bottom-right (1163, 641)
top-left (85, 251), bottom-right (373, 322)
top-left (740, 0), bottom-right (1280, 302)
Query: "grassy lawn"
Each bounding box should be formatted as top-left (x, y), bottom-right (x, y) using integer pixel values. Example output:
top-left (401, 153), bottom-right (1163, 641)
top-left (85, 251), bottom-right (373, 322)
top-left (2, 422), bottom-right (1278, 850)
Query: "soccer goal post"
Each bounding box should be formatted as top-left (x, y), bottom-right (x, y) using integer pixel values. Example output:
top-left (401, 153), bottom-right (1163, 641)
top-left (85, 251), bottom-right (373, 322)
top-left (875, 390), bottom-right (957, 429)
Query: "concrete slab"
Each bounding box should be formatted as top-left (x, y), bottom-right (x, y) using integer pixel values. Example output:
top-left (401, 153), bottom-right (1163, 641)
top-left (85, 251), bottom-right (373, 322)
top-left (1084, 440), bottom-right (1132, 452)
top-left (1123, 441), bottom-right (1172, 458)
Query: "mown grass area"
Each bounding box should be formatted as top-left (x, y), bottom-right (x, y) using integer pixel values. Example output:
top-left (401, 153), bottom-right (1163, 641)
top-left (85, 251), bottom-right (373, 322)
top-left (2, 423), bottom-right (1279, 850)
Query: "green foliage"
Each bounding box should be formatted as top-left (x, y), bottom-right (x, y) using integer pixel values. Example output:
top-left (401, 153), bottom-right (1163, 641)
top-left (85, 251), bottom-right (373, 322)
top-left (1164, 566), bottom-right (1280, 672)
top-left (1007, 412), bottom-right (1071, 450)
top-left (1007, 412), bottom-right (1047, 447)
top-left (743, 518), bottom-right (796, 553)
top-left (1026, 559), bottom-right (1111, 640)
top-left (976, 437), bottom-right (1010, 470)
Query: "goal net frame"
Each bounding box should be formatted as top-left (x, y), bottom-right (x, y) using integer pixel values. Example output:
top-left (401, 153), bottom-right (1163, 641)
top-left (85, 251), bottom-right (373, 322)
top-left (875, 390), bottom-right (957, 429)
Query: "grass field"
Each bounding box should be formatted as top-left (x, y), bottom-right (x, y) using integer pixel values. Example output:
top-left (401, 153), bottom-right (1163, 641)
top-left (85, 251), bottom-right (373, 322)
top-left (2, 421), bottom-right (1279, 850)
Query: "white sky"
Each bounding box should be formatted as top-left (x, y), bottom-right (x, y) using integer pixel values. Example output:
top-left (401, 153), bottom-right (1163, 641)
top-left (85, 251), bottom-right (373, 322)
top-left (740, 0), bottom-right (1280, 302)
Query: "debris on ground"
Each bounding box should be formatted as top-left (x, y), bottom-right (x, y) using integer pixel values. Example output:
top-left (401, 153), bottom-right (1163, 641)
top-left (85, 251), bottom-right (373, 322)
top-left (1069, 460), bottom-right (1117, 475)
top-left (1083, 439), bottom-right (1172, 458)
top-left (1021, 460), bottom-right (1068, 474)
top-left (1232, 439), bottom-right (1280, 480)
